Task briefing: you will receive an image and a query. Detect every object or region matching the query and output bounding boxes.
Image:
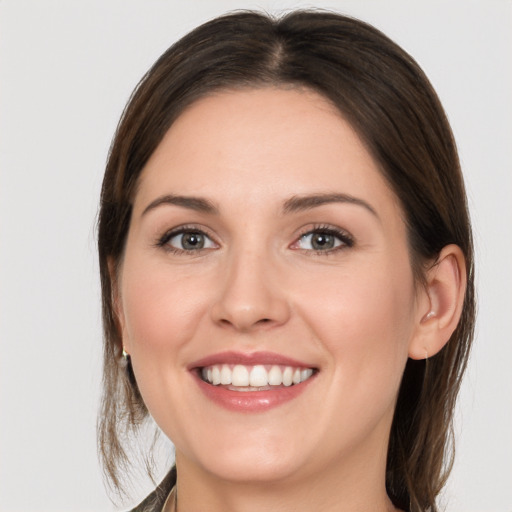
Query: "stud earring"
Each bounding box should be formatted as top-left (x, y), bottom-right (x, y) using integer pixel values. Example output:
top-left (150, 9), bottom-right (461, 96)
top-left (122, 347), bottom-right (130, 360)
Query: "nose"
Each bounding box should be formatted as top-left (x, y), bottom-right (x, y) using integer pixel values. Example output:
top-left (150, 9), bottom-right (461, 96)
top-left (210, 248), bottom-right (291, 333)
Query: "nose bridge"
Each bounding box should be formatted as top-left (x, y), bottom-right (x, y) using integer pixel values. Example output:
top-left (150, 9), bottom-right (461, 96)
top-left (211, 239), bottom-right (290, 331)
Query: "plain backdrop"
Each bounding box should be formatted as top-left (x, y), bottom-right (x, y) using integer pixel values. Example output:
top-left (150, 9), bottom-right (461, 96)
top-left (1, 1), bottom-right (511, 511)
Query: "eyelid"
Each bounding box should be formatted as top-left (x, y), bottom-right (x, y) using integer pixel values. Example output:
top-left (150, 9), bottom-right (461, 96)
top-left (156, 224), bottom-right (219, 252)
top-left (154, 223), bottom-right (353, 255)
top-left (290, 224), bottom-right (354, 253)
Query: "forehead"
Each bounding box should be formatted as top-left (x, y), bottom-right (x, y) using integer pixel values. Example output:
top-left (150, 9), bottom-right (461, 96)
top-left (134, 87), bottom-right (400, 220)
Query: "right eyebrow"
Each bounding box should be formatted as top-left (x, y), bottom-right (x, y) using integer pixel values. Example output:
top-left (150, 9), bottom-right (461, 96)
top-left (141, 194), bottom-right (219, 216)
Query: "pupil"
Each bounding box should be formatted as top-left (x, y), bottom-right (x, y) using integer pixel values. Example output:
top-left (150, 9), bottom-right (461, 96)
top-left (182, 232), bottom-right (204, 250)
top-left (312, 233), bottom-right (334, 250)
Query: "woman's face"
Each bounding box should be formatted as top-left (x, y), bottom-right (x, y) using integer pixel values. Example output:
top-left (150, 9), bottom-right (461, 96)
top-left (116, 88), bottom-right (427, 484)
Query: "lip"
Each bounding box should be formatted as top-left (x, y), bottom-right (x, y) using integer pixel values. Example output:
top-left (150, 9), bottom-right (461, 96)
top-left (189, 351), bottom-right (318, 413)
top-left (188, 350), bottom-right (314, 370)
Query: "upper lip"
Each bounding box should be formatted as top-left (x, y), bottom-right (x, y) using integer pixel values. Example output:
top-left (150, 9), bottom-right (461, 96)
top-left (188, 351), bottom-right (316, 370)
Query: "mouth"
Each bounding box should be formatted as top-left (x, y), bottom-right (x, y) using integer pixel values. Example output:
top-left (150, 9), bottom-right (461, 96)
top-left (190, 351), bottom-right (318, 412)
top-left (199, 364), bottom-right (315, 391)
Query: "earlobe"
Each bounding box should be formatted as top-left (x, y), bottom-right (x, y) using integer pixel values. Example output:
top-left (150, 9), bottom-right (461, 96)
top-left (409, 244), bottom-right (467, 360)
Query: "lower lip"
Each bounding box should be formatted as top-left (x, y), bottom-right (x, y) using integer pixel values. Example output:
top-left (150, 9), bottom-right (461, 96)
top-left (193, 372), bottom-right (316, 412)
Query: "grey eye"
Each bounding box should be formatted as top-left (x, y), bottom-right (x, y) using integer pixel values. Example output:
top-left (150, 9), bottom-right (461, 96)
top-left (168, 231), bottom-right (215, 251)
top-left (298, 232), bottom-right (344, 251)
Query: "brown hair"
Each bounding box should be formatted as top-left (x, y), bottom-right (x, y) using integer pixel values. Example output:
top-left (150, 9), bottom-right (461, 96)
top-left (97, 10), bottom-right (475, 511)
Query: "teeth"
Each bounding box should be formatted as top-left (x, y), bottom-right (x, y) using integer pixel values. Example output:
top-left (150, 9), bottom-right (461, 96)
top-left (249, 365), bottom-right (268, 387)
top-left (232, 365), bottom-right (249, 386)
top-left (212, 366), bottom-right (221, 385)
top-left (282, 366), bottom-right (293, 386)
top-left (268, 365), bottom-right (282, 385)
top-left (301, 368), bottom-right (313, 381)
top-left (220, 364), bottom-right (232, 385)
top-left (200, 363), bottom-right (315, 388)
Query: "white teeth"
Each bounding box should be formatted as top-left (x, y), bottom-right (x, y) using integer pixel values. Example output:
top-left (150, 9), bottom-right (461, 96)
top-left (212, 366), bottom-right (221, 385)
top-left (231, 365), bottom-right (249, 386)
top-left (200, 363), bottom-right (315, 389)
top-left (268, 365), bottom-right (282, 385)
top-left (282, 366), bottom-right (293, 386)
top-left (220, 364), bottom-right (232, 385)
top-left (249, 365), bottom-right (268, 387)
top-left (301, 368), bottom-right (313, 381)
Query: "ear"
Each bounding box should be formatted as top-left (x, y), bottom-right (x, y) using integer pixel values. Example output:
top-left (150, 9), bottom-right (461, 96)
top-left (409, 244), bottom-right (467, 360)
top-left (108, 257), bottom-right (130, 355)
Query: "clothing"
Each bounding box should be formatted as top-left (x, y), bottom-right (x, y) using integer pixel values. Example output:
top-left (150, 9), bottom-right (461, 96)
top-left (160, 487), bottom-right (177, 512)
top-left (129, 467), bottom-right (176, 512)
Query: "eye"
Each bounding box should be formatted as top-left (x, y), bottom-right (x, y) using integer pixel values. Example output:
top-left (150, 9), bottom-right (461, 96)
top-left (292, 227), bottom-right (353, 253)
top-left (159, 228), bottom-right (217, 252)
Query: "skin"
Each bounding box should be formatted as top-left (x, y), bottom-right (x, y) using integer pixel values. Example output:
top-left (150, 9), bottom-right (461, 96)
top-left (115, 87), bottom-right (443, 512)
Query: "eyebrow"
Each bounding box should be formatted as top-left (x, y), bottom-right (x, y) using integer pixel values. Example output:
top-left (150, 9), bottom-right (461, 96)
top-left (141, 194), bottom-right (218, 216)
top-left (282, 193), bottom-right (379, 218)
top-left (141, 192), bottom-right (378, 219)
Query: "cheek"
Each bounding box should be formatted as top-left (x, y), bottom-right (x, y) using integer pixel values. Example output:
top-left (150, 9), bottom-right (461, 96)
top-left (297, 258), bottom-right (416, 385)
top-left (120, 258), bottom-right (209, 357)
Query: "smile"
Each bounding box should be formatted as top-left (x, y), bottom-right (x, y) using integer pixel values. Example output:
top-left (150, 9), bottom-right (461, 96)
top-left (201, 364), bottom-right (315, 390)
top-left (191, 351), bottom-right (318, 412)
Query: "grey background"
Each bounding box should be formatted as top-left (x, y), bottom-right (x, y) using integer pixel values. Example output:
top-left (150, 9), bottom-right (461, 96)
top-left (1, 1), bottom-right (511, 510)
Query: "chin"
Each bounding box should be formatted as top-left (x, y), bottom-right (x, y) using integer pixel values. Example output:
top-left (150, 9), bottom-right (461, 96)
top-left (200, 453), bottom-right (306, 484)
top-left (178, 430), bottom-right (312, 485)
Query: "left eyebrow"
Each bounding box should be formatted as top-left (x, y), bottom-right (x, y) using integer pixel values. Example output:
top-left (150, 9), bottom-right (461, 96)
top-left (282, 193), bottom-right (379, 219)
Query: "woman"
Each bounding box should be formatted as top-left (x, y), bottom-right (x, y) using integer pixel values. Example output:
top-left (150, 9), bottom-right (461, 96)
top-left (97, 10), bottom-right (474, 512)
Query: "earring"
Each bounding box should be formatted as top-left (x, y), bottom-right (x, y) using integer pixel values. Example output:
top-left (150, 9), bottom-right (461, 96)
top-left (122, 347), bottom-right (130, 360)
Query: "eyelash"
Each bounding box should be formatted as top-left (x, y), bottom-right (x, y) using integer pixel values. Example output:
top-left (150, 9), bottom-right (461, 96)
top-left (155, 225), bottom-right (218, 255)
top-left (155, 224), bottom-right (354, 255)
top-left (293, 224), bottom-right (354, 255)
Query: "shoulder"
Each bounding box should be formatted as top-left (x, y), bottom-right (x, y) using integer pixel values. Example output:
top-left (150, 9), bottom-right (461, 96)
top-left (128, 467), bottom-right (176, 512)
